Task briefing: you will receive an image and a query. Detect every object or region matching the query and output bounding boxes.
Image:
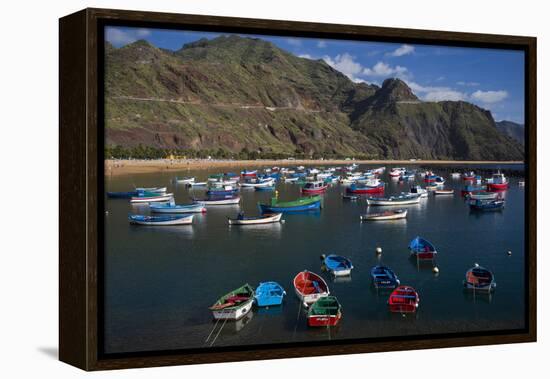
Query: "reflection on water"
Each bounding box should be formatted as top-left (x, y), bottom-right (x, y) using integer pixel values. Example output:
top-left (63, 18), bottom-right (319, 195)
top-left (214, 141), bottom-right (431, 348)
top-left (104, 164), bottom-right (526, 354)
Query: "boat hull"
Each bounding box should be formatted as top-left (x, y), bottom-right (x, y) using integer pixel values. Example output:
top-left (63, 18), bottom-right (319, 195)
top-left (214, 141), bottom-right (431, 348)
top-left (228, 213), bottom-right (282, 225)
top-left (211, 299), bottom-right (254, 320)
top-left (301, 187), bottom-right (328, 194)
top-left (129, 215), bottom-right (193, 225)
top-left (195, 197), bottom-right (241, 205)
top-left (367, 197), bottom-right (420, 206)
top-left (361, 209), bottom-right (407, 221)
top-left (130, 194), bottom-right (174, 203)
top-left (150, 204), bottom-right (206, 213)
top-left (259, 201), bottom-right (320, 213)
top-left (307, 313), bottom-right (341, 327)
top-left (487, 183), bottom-right (508, 191)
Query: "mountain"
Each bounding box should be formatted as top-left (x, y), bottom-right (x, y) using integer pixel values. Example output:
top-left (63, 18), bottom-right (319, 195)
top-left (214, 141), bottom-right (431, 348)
top-left (496, 120), bottom-right (525, 145)
top-left (104, 36), bottom-right (524, 160)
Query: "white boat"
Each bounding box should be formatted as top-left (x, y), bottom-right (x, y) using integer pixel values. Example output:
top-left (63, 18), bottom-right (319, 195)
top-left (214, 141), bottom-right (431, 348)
top-left (360, 209), bottom-right (408, 221)
top-left (389, 167), bottom-right (406, 177)
top-left (193, 196), bottom-right (241, 205)
top-left (410, 185), bottom-right (428, 198)
top-left (240, 178), bottom-right (274, 188)
top-left (190, 182), bottom-right (207, 187)
top-left (228, 212), bottom-right (283, 225)
top-left (518, 180), bottom-right (525, 187)
top-left (128, 214), bottom-right (193, 225)
top-left (468, 191), bottom-right (499, 200)
top-left (209, 284), bottom-right (255, 320)
top-left (135, 186), bottom-right (167, 194)
top-left (366, 193), bottom-right (421, 206)
top-left (372, 167), bottom-right (386, 174)
top-left (293, 271), bottom-right (330, 306)
top-left (434, 189), bottom-right (454, 196)
top-left (284, 176), bottom-right (299, 182)
top-left (130, 193), bottom-right (174, 203)
top-left (451, 172), bottom-right (461, 178)
top-left (150, 201), bottom-right (206, 213)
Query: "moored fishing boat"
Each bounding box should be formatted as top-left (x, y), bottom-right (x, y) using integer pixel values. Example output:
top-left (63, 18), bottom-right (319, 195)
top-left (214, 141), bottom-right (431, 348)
top-left (301, 180), bottom-right (328, 195)
top-left (228, 212), bottom-right (282, 225)
top-left (293, 270), bottom-right (329, 306)
top-left (434, 189), bottom-right (454, 195)
top-left (241, 169), bottom-right (258, 177)
top-left (135, 186), bottom-right (167, 194)
top-left (209, 284), bottom-right (255, 320)
top-left (487, 172), bottom-right (509, 191)
top-left (370, 265), bottom-right (400, 289)
top-left (388, 286), bottom-right (420, 313)
top-left (107, 191), bottom-right (139, 199)
top-left (463, 171), bottom-right (476, 181)
top-left (366, 193), bottom-right (420, 206)
top-left (469, 199), bottom-right (505, 211)
top-left (399, 170), bottom-right (416, 181)
top-left (451, 172), bottom-right (461, 178)
top-left (322, 254), bottom-right (354, 276)
top-left (258, 195), bottom-right (321, 213)
top-left (254, 282), bottom-right (286, 307)
top-left (130, 192), bottom-right (174, 203)
top-left (463, 264), bottom-right (496, 292)
top-left (409, 185), bottom-right (428, 198)
top-left (467, 191), bottom-right (499, 200)
top-left (307, 296), bottom-right (342, 327)
top-left (128, 214), bottom-right (193, 226)
top-left (389, 167), bottom-right (405, 177)
top-left (150, 201), bottom-right (206, 214)
top-left (409, 236), bottom-right (437, 260)
top-left (190, 181), bottom-right (207, 187)
top-left (193, 195), bottom-right (241, 206)
top-left (360, 209), bottom-right (407, 221)
top-left (206, 185), bottom-right (239, 196)
top-left (175, 176), bottom-right (195, 184)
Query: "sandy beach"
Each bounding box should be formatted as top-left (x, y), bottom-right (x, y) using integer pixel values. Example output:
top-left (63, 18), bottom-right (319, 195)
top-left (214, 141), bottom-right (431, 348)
top-left (105, 159), bottom-right (524, 176)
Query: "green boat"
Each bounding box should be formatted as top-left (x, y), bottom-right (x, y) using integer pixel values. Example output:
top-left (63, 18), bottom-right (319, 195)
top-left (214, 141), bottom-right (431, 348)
top-left (209, 283), bottom-right (255, 320)
top-left (307, 296), bottom-right (342, 327)
top-left (258, 195), bottom-right (322, 213)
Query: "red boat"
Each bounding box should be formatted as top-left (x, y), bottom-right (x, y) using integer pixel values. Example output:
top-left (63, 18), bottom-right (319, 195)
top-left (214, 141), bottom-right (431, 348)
top-left (307, 296), bottom-right (342, 327)
top-left (301, 181), bottom-right (328, 195)
top-left (241, 170), bottom-right (257, 177)
top-left (293, 270), bottom-right (330, 305)
top-left (463, 171), bottom-right (475, 181)
top-left (346, 182), bottom-right (385, 194)
top-left (487, 172), bottom-right (508, 191)
top-left (388, 286), bottom-right (420, 313)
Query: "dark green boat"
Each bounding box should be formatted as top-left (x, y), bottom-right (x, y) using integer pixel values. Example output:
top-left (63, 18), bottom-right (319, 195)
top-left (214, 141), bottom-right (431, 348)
top-left (258, 195), bottom-right (322, 213)
top-left (307, 296), bottom-right (342, 327)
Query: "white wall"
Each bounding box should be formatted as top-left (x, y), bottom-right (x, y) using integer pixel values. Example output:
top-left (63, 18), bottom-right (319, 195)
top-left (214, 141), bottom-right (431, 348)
top-left (0, 0), bottom-right (545, 377)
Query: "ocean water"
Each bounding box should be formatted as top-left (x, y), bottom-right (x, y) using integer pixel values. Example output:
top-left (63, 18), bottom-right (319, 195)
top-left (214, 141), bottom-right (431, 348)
top-left (103, 164), bottom-right (526, 354)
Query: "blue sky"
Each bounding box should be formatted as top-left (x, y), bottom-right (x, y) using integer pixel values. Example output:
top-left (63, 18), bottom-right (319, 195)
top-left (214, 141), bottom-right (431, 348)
top-left (106, 26), bottom-right (525, 124)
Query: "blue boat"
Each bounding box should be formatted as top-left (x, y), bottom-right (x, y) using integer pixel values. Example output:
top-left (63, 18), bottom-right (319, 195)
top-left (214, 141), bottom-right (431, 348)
top-left (258, 195), bottom-right (321, 213)
top-left (409, 236), bottom-right (437, 260)
top-left (254, 282), bottom-right (286, 307)
top-left (370, 265), bottom-right (400, 289)
top-left (469, 199), bottom-right (505, 211)
top-left (206, 187), bottom-right (239, 196)
top-left (322, 254), bottom-right (354, 276)
top-left (107, 191), bottom-right (139, 199)
top-left (150, 201), bottom-right (206, 214)
top-left (128, 214), bottom-right (193, 225)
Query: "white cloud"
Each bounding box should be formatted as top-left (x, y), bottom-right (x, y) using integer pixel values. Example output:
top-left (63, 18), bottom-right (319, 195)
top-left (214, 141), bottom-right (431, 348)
top-left (457, 81), bottom-right (480, 87)
top-left (105, 27), bottom-right (152, 46)
top-left (317, 40), bottom-right (327, 48)
top-left (323, 53), bottom-right (363, 81)
top-left (407, 81), bottom-right (467, 102)
top-left (436, 76), bottom-right (446, 82)
top-left (286, 38), bottom-right (302, 47)
top-left (363, 61), bottom-right (409, 78)
top-left (387, 44), bottom-right (415, 57)
top-left (298, 54), bottom-right (313, 59)
top-left (471, 90), bottom-right (508, 103)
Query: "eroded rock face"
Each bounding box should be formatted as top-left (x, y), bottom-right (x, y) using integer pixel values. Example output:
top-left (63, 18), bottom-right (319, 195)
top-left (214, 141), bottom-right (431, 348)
top-left (104, 37), bottom-right (524, 160)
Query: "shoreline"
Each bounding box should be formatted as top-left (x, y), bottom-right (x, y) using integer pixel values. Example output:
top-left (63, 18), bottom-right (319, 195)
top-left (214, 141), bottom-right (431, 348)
top-left (105, 159), bottom-right (524, 177)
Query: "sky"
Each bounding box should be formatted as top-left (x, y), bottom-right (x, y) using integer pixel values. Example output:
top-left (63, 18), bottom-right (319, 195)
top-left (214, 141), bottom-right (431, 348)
top-left (106, 26), bottom-right (525, 124)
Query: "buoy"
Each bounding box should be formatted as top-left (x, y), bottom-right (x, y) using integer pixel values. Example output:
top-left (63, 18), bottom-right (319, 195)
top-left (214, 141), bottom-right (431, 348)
top-left (433, 266), bottom-right (439, 274)
top-left (507, 250), bottom-right (512, 256)
top-left (375, 247), bottom-right (383, 255)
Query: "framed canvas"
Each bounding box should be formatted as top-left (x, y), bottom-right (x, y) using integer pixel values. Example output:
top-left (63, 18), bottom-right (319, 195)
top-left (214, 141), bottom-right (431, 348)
top-left (59, 8), bottom-right (537, 371)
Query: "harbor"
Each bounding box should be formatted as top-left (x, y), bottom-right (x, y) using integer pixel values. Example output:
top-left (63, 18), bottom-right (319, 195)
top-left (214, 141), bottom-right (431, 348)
top-left (103, 163), bottom-right (526, 354)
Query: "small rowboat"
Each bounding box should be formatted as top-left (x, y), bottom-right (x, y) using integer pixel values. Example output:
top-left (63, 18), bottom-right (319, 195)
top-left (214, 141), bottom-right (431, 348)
top-left (283, 176), bottom-right (299, 183)
top-left (209, 284), bottom-right (255, 320)
top-left (463, 264), bottom-right (496, 292)
top-left (194, 196), bottom-right (241, 206)
top-left (388, 286), bottom-right (419, 313)
top-left (128, 214), bottom-right (193, 226)
top-left (370, 265), bottom-right (400, 289)
top-left (130, 193), bottom-right (174, 203)
top-left (451, 172), bottom-right (461, 178)
top-left (240, 178), bottom-right (275, 188)
top-left (468, 191), bottom-right (499, 200)
top-left (409, 185), bottom-right (428, 198)
top-left (301, 181), bottom-right (328, 195)
top-left (366, 193), bottom-right (420, 206)
top-left (463, 171), bottom-right (476, 181)
top-left (259, 195), bottom-right (321, 213)
top-left (150, 201), bottom-right (206, 214)
top-left (322, 254), bottom-right (353, 276)
top-left (409, 236), bottom-right (437, 260)
top-left (255, 282), bottom-right (286, 307)
top-left (293, 270), bottom-right (330, 306)
top-left (228, 212), bottom-right (282, 225)
top-left (434, 189), bottom-right (454, 195)
top-left (190, 182), bottom-right (207, 187)
top-left (469, 199), bottom-right (505, 211)
top-left (241, 170), bottom-right (258, 177)
top-left (360, 209), bottom-right (407, 221)
top-left (307, 296), bottom-right (342, 327)
top-left (389, 168), bottom-right (405, 177)
top-left (135, 186), bottom-right (167, 194)
top-left (206, 185), bottom-right (239, 196)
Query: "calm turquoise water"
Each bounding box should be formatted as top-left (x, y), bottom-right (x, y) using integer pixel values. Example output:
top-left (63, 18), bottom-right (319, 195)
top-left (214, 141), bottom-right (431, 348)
top-left (103, 164), bottom-right (526, 354)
